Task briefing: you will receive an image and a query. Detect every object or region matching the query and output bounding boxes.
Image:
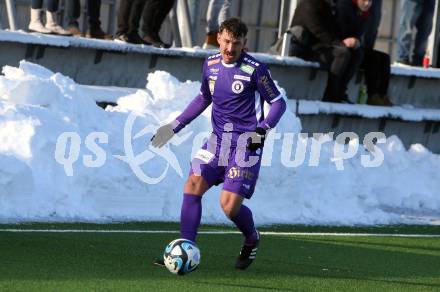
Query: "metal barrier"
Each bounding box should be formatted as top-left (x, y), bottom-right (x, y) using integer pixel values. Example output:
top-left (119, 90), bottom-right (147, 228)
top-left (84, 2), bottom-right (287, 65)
top-left (103, 0), bottom-right (117, 35)
top-left (428, 0), bottom-right (440, 67)
top-left (5, 0), bottom-right (18, 31)
top-left (176, 0), bottom-right (193, 48)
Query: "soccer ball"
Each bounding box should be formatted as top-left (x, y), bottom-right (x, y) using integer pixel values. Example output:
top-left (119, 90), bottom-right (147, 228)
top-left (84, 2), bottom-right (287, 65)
top-left (163, 239), bottom-right (200, 275)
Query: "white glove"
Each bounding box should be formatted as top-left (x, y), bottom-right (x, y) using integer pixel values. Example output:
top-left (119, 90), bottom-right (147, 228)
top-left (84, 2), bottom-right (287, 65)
top-left (151, 123), bottom-right (175, 148)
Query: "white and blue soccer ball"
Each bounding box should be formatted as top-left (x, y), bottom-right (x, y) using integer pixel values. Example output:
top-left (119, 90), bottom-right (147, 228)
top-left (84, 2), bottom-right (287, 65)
top-left (163, 239), bottom-right (201, 275)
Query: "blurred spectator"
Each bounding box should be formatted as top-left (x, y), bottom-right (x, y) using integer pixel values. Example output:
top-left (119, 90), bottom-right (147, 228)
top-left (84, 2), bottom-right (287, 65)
top-left (64, 0), bottom-right (111, 39)
top-left (361, 49), bottom-right (392, 106)
top-left (115, 0), bottom-right (145, 44)
top-left (115, 0), bottom-right (175, 48)
top-left (203, 0), bottom-right (231, 49)
top-left (363, 0), bottom-right (381, 50)
top-left (396, 0), bottom-right (435, 66)
top-left (362, 0), bottom-right (392, 106)
top-left (141, 0), bottom-right (175, 47)
top-left (29, 0), bottom-right (71, 35)
top-left (337, 0), bottom-right (392, 106)
top-left (289, 0), bottom-right (362, 103)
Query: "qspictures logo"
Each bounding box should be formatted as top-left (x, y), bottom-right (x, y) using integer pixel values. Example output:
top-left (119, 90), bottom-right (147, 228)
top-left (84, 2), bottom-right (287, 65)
top-left (54, 112), bottom-right (387, 184)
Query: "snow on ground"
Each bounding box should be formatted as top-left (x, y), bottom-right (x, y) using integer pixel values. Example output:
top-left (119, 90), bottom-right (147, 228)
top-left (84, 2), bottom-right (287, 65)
top-left (2, 30), bottom-right (440, 78)
top-left (0, 61), bottom-right (439, 225)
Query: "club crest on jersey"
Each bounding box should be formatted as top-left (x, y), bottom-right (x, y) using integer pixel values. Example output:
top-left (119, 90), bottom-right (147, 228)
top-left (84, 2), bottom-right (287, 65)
top-left (231, 80), bottom-right (244, 94)
top-left (209, 80), bottom-right (216, 95)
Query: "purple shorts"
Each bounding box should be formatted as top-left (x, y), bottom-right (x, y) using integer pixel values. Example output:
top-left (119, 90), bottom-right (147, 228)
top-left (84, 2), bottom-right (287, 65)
top-left (189, 134), bottom-right (262, 199)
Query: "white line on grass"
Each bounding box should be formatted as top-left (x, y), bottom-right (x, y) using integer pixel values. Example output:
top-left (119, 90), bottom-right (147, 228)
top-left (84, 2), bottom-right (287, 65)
top-left (0, 229), bottom-right (440, 238)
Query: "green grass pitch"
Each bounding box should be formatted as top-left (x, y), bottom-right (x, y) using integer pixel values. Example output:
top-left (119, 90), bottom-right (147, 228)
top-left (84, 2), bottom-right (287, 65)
top-left (0, 223), bottom-right (439, 291)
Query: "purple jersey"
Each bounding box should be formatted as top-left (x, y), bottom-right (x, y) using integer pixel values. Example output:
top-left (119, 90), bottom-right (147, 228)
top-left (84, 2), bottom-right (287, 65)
top-left (202, 52), bottom-right (282, 135)
top-left (174, 52), bottom-right (286, 199)
top-left (175, 52), bottom-right (285, 139)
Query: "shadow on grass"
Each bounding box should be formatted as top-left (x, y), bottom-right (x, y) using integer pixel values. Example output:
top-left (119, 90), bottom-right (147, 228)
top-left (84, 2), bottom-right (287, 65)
top-left (0, 232), bottom-right (439, 290)
top-left (255, 236), bottom-right (440, 288)
top-left (298, 236), bottom-right (440, 253)
top-left (192, 280), bottom-right (302, 292)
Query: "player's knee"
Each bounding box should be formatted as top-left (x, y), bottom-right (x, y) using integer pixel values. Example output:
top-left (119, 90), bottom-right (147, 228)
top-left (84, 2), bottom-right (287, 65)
top-left (184, 175), bottom-right (208, 195)
top-left (221, 204), bottom-right (237, 219)
top-left (220, 199), bottom-right (240, 219)
top-left (220, 191), bottom-right (243, 219)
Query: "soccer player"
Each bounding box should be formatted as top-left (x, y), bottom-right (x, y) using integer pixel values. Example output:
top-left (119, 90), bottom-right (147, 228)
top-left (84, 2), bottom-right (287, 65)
top-left (151, 18), bottom-right (286, 270)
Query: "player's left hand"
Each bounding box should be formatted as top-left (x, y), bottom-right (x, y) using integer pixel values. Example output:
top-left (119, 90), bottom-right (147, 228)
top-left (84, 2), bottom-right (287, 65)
top-left (247, 127), bottom-right (266, 151)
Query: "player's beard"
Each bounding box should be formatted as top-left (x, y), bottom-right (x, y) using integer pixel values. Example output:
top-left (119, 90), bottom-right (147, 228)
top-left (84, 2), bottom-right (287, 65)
top-left (223, 50), bottom-right (238, 63)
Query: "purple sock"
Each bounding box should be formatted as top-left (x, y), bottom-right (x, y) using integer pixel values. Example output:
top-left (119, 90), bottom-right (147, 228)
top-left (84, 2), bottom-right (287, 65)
top-left (180, 193), bottom-right (202, 242)
top-left (231, 204), bottom-right (259, 245)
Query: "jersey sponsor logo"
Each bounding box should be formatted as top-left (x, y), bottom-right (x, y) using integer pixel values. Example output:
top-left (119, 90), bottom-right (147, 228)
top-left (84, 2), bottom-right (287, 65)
top-left (208, 58), bottom-right (220, 66)
top-left (234, 74), bottom-right (251, 82)
top-left (227, 166), bottom-right (255, 180)
top-left (231, 80), bottom-right (244, 94)
top-left (259, 75), bottom-right (277, 98)
top-left (209, 80), bottom-right (216, 95)
top-left (210, 68), bottom-right (219, 74)
top-left (240, 64), bottom-right (255, 75)
top-left (194, 149), bottom-right (214, 163)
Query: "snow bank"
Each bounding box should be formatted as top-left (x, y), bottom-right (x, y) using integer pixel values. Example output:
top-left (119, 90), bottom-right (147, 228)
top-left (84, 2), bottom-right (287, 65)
top-left (0, 61), bottom-right (439, 225)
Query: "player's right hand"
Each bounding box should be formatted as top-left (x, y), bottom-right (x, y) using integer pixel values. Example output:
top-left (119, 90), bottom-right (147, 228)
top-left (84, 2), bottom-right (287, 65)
top-left (247, 127), bottom-right (266, 151)
top-left (151, 123), bottom-right (175, 148)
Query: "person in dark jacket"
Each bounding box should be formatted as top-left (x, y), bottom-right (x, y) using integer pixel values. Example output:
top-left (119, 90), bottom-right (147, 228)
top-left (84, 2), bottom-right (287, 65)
top-left (363, 0), bottom-right (382, 50)
top-left (336, 0), bottom-right (393, 106)
top-left (290, 0), bottom-right (364, 103)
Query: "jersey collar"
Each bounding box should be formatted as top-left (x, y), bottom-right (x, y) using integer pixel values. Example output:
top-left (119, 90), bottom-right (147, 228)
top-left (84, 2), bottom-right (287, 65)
top-left (221, 60), bottom-right (237, 68)
top-left (220, 52), bottom-right (245, 68)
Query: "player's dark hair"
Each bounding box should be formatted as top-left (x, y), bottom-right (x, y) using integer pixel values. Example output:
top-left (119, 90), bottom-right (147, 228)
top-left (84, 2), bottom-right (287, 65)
top-left (219, 18), bottom-right (248, 38)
